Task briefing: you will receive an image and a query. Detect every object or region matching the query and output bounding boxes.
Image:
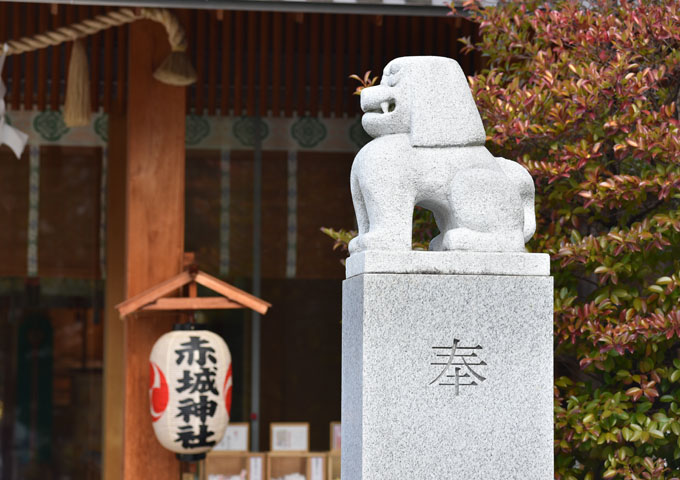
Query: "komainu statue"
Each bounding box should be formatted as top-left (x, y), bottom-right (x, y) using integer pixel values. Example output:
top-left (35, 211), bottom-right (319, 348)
top-left (349, 56), bottom-right (536, 254)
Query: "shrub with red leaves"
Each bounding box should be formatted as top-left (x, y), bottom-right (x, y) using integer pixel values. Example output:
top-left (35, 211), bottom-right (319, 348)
top-left (457, 1), bottom-right (680, 478)
top-left (324, 1), bottom-right (680, 477)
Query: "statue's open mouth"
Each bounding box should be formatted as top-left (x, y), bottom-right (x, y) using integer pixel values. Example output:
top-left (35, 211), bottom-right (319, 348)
top-left (366, 100), bottom-right (396, 114)
top-left (361, 85), bottom-right (397, 115)
top-left (370, 100), bottom-right (397, 113)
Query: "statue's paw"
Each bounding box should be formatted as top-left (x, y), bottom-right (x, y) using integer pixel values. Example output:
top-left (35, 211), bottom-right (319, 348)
top-left (429, 234), bottom-right (444, 251)
top-left (441, 228), bottom-right (525, 252)
top-left (349, 231), bottom-right (411, 254)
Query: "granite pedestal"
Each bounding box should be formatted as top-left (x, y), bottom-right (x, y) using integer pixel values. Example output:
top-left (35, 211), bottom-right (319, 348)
top-left (341, 251), bottom-right (553, 480)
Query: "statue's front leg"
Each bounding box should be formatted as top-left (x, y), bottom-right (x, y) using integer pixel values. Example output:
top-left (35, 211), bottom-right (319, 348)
top-left (349, 137), bottom-right (415, 254)
top-left (350, 184), bottom-right (414, 253)
top-left (349, 166), bottom-right (369, 254)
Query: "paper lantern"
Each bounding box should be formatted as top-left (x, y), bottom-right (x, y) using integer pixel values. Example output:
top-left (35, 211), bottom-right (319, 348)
top-left (149, 326), bottom-right (233, 460)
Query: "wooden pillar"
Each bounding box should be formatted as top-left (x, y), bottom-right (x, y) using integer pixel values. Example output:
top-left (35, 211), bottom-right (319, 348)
top-left (122, 19), bottom-right (186, 479)
top-left (102, 112), bottom-right (126, 480)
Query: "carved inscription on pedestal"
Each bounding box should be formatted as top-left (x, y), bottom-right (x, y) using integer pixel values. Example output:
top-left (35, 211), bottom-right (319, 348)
top-left (429, 338), bottom-right (487, 395)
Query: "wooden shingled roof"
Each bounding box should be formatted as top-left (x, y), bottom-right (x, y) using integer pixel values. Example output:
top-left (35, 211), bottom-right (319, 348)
top-left (115, 268), bottom-right (271, 318)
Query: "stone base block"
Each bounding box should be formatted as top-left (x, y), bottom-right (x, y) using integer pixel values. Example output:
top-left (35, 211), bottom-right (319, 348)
top-left (342, 271), bottom-right (553, 480)
top-left (346, 250), bottom-right (550, 278)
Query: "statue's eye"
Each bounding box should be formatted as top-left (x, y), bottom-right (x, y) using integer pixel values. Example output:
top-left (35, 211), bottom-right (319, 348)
top-left (390, 64), bottom-right (401, 74)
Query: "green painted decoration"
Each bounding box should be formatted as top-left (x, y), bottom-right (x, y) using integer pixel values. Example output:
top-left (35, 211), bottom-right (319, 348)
top-left (186, 114), bottom-right (210, 146)
top-left (233, 116), bottom-right (269, 147)
top-left (33, 110), bottom-right (69, 142)
top-left (93, 113), bottom-right (109, 142)
top-left (291, 116), bottom-right (327, 148)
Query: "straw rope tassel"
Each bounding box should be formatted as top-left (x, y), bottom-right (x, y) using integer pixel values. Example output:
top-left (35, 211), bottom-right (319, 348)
top-left (0, 7), bottom-right (196, 122)
top-left (64, 38), bottom-right (91, 127)
top-left (141, 8), bottom-right (197, 86)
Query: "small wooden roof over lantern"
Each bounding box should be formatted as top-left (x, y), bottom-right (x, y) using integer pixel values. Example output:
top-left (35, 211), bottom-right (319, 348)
top-left (115, 260), bottom-right (271, 318)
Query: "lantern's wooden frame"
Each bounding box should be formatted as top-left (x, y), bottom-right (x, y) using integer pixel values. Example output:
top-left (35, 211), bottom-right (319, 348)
top-left (115, 266), bottom-right (271, 318)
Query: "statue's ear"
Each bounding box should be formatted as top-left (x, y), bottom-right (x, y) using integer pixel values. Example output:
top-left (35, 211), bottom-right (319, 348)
top-left (408, 59), bottom-right (487, 148)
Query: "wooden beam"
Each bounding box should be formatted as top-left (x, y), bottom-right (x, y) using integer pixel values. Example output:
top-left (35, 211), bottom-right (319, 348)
top-left (284, 13), bottom-right (294, 117)
top-left (37, 4), bottom-right (48, 111)
top-left (246, 11), bottom-right (256, 116)
top-left (116, 23), bottom-right (126, 113)
top-left (385, 15), bottom-right (395, 66)
top-left (271, 12), bottom-right (282, 117)
top-left (207, 11), bottom-right (218, 116)
top-left (11, 4), bottom-right (21, 110)
top-left (424, 16), bottom-right (434, 55)
top-left (123, 18), bottom-right (186, 480)
top-left (142, 297), bottom-right (244, 311)
top-left (347, 15), bottom-right (358, 115)
top-left (309, 13), bottom-right (319, 116)
top-left (195, 10), bottom-right (205, 114)
top-left (115, 271), bottom-right (192, 318)
top-left (411, 16), bottom-right (422, 55)
top-left (102, 111), bottom-right (126, 480)
top-left (321, 13), bottom-right (332, 118)
top-left (219, 10), bottom-right (231, 115)
top-left (0, 3), bottom-right (6, 46)
top-left (296, 15), bottom-right (306, 116)
top-left (360, 15), bottom-right (370, 75)
top-left (233, 11), bottom-right (243, 116)
top-left (90, 5), bottom-right (102, 111)
top-left (24, 4), bottom-right (36, 110)
top-left (103, 8), bottom-right (113, 112)
top-left (195, 271), bottom-right (271, 315)
top-left (259, 12), bottom-right (270, 117)
top-left (372, 15), bottom-right (383, 80)
top-left (50, 3), bottom-right (62, 111)
top-left (334, 14), bottom-right (345, 117)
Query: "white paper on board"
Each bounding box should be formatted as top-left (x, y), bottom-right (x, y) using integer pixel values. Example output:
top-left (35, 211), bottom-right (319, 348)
top-left (332, 424), bottom-right (341, 450)
top-left (271, 425), bottom-right (309, 451)
top-left (249, 456), bottom-right (263, 480)
top-left (214, 424), bottom-right (249, 451)
top-left (310, 456), bottom-right (324, 480)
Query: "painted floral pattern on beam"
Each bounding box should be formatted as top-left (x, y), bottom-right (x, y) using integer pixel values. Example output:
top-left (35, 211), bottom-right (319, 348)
top-left (291, 116), bottom-right (327, 148)
top-left (33, 110), bottom-right (69, 142)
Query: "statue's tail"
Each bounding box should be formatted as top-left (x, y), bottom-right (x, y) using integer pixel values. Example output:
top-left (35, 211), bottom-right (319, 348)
top-left (497, 158), bottom-right (536, 243)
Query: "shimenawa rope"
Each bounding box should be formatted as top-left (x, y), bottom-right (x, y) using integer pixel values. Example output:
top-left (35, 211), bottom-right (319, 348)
top-left (0, 7), bottom-right (197, 126)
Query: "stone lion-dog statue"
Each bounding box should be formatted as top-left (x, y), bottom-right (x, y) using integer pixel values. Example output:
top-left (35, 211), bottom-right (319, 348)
top-left (349, 56), bottom-right (536, 254)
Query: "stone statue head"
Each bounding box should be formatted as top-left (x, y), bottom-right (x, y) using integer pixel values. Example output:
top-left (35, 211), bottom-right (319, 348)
top-left (360, 56), bottom-right (487, 147)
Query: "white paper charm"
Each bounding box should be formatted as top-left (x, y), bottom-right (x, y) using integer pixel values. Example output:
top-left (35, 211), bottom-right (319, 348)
top-left (0, 44), bottom-right (28, 159)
